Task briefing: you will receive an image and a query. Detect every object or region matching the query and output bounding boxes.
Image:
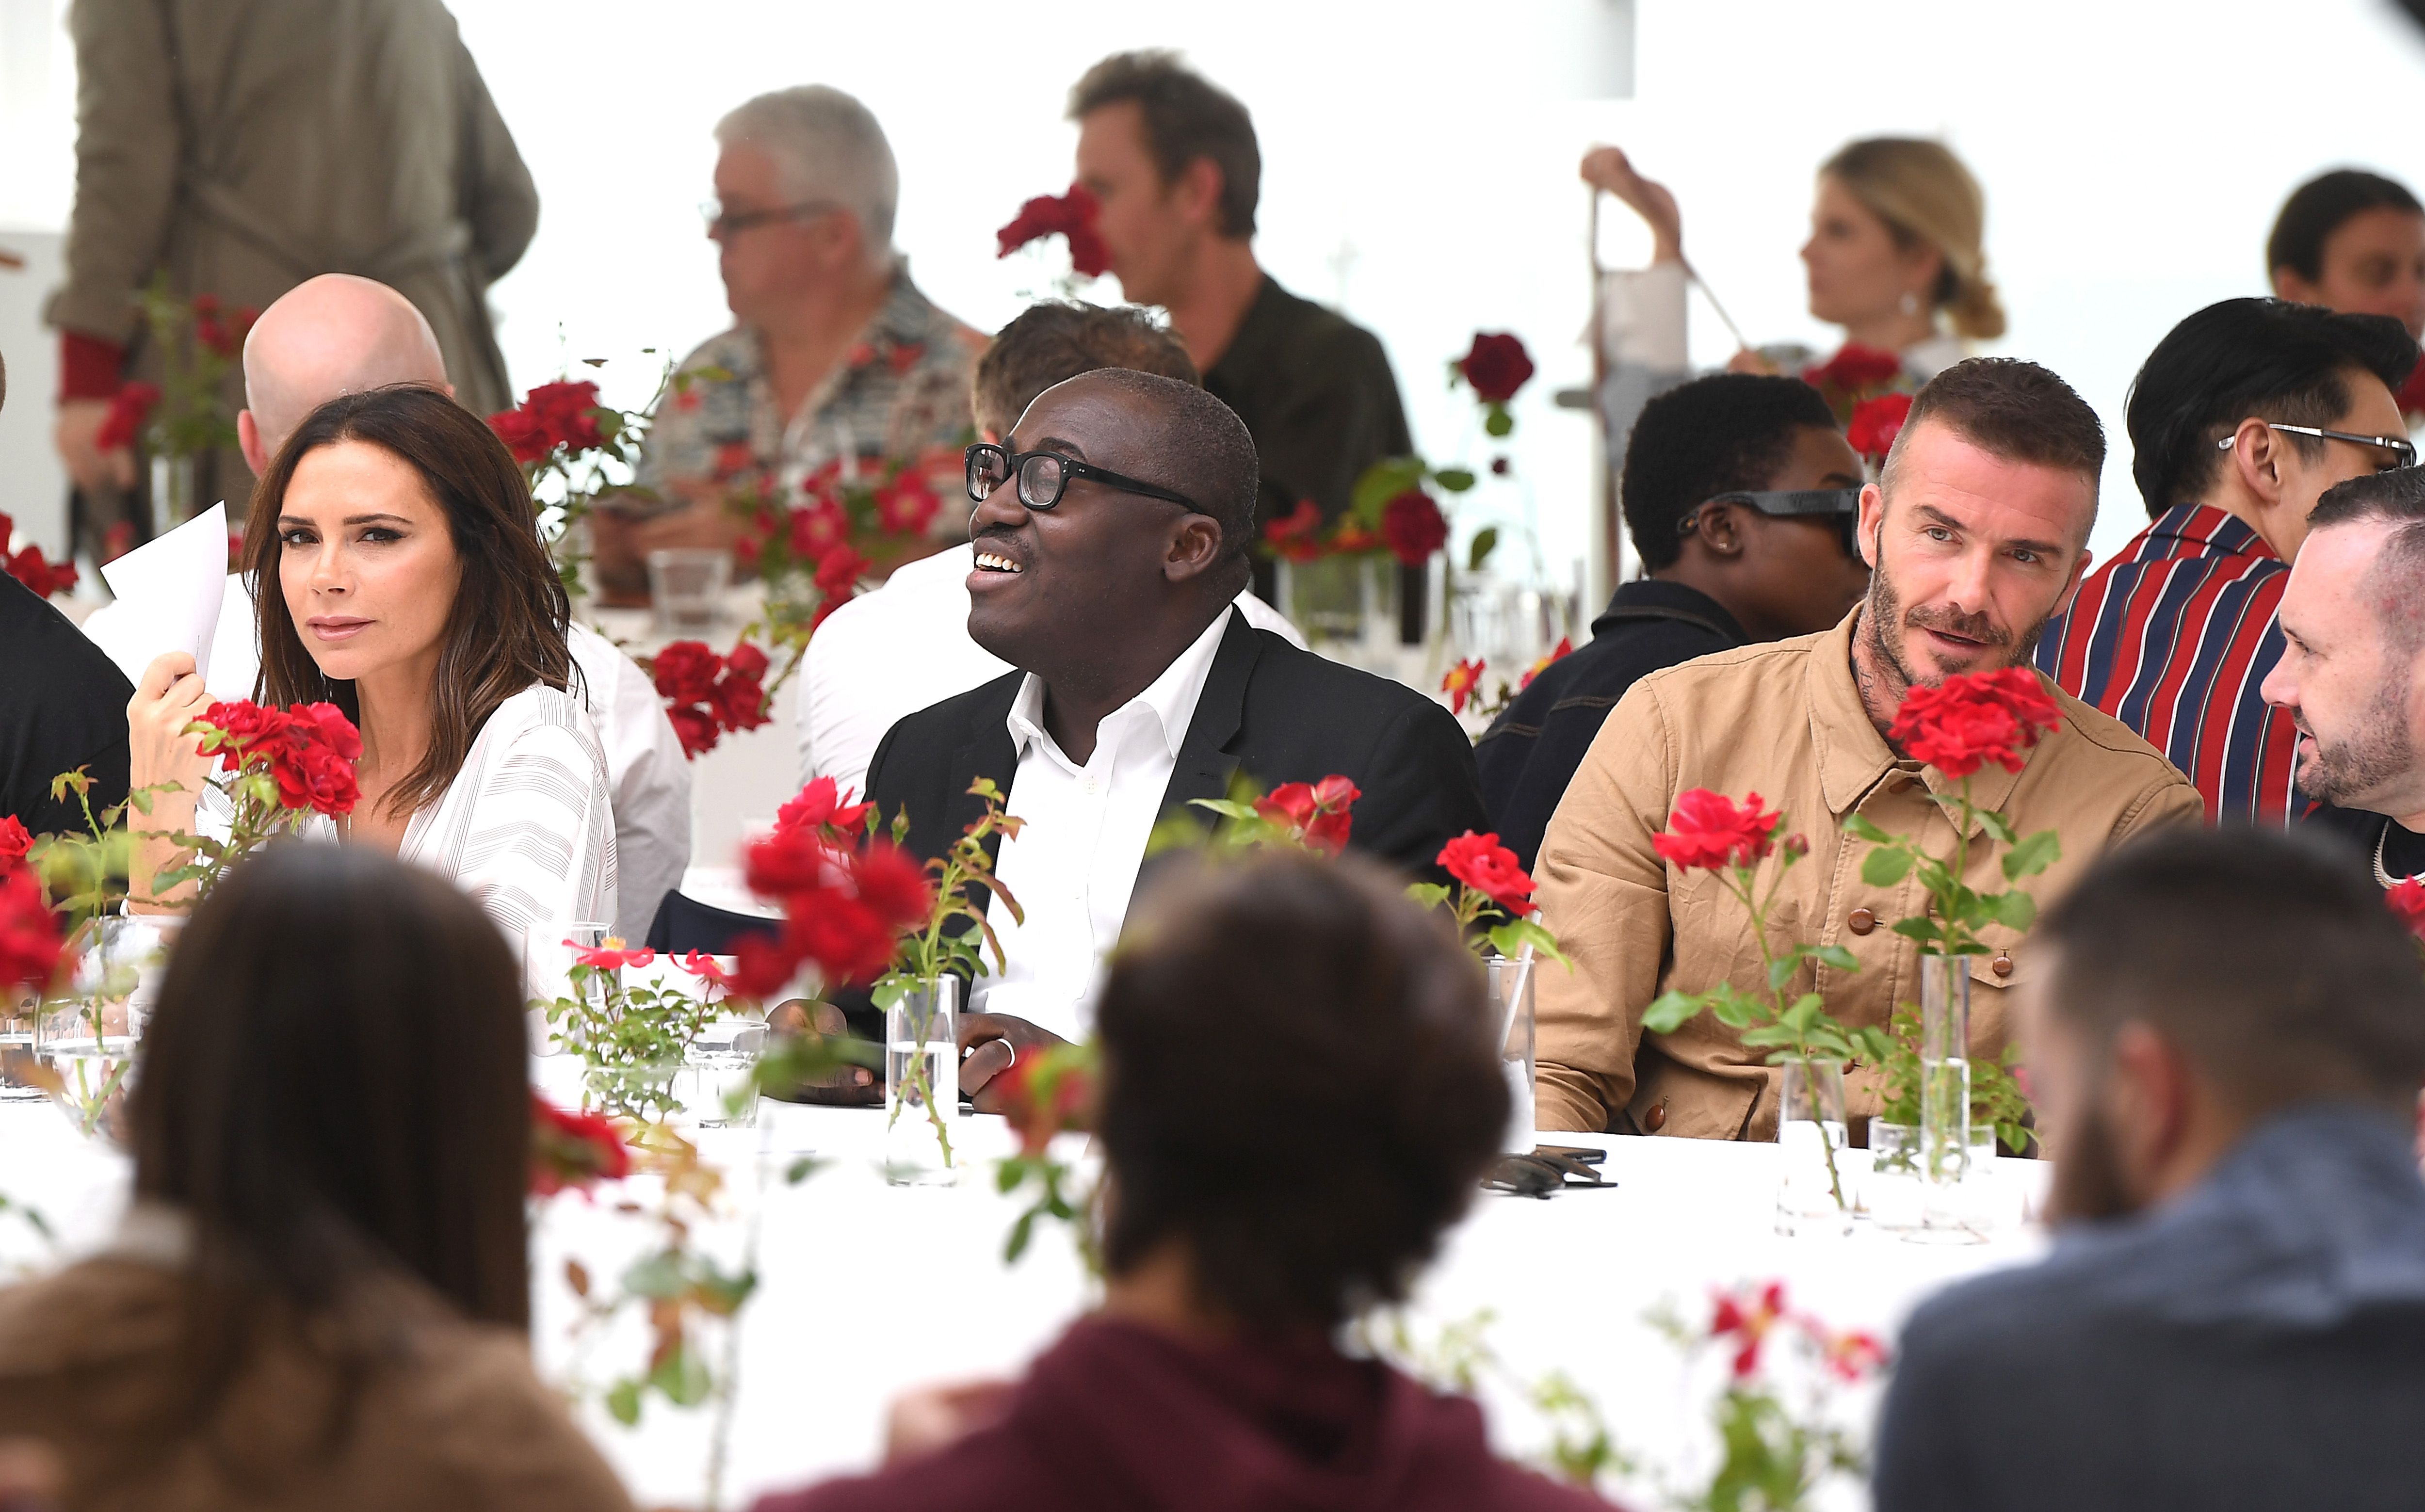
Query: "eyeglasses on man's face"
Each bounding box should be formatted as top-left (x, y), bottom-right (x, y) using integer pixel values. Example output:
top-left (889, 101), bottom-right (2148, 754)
top-left (1680, 487), bottom-right (1865, 558)
top-left (701, 199), bottom-right (841, 238)
top-left (2218, 423), bottom-right (2418, 471)
top-left (964, 443), bottom-right (1203, 515)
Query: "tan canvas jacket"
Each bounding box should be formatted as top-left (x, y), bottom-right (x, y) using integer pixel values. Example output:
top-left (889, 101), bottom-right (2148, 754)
top-left (1533, 610), bottom-right (2203, 1140)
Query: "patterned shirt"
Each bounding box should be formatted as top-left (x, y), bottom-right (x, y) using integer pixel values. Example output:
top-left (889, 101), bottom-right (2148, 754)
top-left (2036, 503), bottom-right (2299, 824)
top-left (622, 268), bottom-right (983, 515)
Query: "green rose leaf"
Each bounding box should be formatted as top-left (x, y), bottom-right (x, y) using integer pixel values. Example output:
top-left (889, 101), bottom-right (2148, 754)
top-left (1810, 943), bottom-right (1860, 972)
top-left (1484, 404), bottom-right (1515, 438)
top-left (605, 1378), bottom-right (644, 1426)
top-left (1487, 917), bottom-right (1570, 970)
top-left (1861, 847), bottom-right (1914, 886)
top-left (1434, 467), bottom-right (1478, 493)
top-left (1468, 527), bottom-right (1500, 572)
top-left (1987, 889), bottom-right (2037, 930)
top-left (1843, 813), bottom-right (1895, 845)
top-left (2002, 828), bottom-right (2063, 880)
top-left (1643, 989), bottom-right (1705, 1035)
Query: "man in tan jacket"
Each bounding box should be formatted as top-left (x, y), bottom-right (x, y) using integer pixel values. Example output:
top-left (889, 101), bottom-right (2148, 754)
top-left (1534, 358), bottom-right (2203, 1140)
top-left (48, 0), bottom-right (536, 534)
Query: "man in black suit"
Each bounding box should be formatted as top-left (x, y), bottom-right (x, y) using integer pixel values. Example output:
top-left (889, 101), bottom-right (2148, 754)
top-left (866, 368), bottom-right (1484, 1103)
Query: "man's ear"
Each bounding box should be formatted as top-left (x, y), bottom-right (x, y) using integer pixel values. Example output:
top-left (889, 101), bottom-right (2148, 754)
top-left (2050, 544), bottom-right (2096, 621)
top-left (1686, 500), bottom-right (1746, 560)
top-left (2223, 418), bottom-right (2288, 509)
top-left (2104, 1020), bottom-right (2195, 1206)
top-left (1162, 514), bottom-right (1227, 582)
top-left (237, 410), bottom-right (267, 477)
top-left (1855, 483), bottom-right (1886, 569)
top-left (1176, 156), bottom-right (1228, 235)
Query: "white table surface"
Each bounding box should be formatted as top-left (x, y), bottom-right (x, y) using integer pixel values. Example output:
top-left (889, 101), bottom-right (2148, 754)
top-left (0, 1088), bottom-right (2051, 1510)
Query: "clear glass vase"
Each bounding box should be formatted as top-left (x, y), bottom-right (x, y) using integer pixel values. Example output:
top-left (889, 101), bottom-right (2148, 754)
top-left (884, 976), bottom-right (962, 1186)
top-left (38, 918), bottom-right (164, 1141)
top-left (1917, 953), bottom-right (1983, 1242)
top-left (681, 1012), bottom-right (768, 1128)
top-left (1864, 1120), bottom-right (1923, 1230)
top-left (1773, 1059), bottom-right (1851, 1237)
top-left (1487, 949), bottom-right (1536, 1154)
top-left (0, 986), bottom-right (44, 1103)
top-left (149, 452), bottom-right (200, 536)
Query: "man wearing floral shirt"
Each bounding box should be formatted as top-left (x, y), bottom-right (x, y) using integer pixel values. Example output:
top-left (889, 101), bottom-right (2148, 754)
top-left (591, 86), bottom-right (983, 601)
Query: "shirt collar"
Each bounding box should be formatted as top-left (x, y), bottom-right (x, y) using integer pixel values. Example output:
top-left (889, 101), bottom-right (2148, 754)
top-left (2148, 502), bottom-right (2278, 562)
top-left (1810, 605), bottom-right (2039, 825)
top-left (1592, 578), bottom-right (1749, 643)
top-left (1006, 608), bottom-right (1236, 768)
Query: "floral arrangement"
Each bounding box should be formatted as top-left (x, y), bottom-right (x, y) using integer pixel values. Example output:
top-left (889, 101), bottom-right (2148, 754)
top-left (1162, 774), bottom-right (1362, 858)
top-left (1450, 332), bottom-right (1536, 438)
top-left (542, 940), bottom-right (738, 1121)
top-left (152, 700), bottom-right (363, 901)
top-left (1800, 344), bottom-right (1916, 471)
top-left (996, 184), bottom-right (1112, 283)
top-left (1439, 639), bottom-right (1572, 721)
top-left (94, 281), bottom-right (259, 474)
top-left (1640, 789), bottom-right (1867, 1207)
top-left (1, 513), bottom-right (77, 599)
top-left (1411, 831), bottom-right (1567, 969)
top-left (730, 782), bottom-right (937, 1001)
top-left (0, 861), bottom-right (63, 996)
top-left (646, 639), bottom-right (773, 759)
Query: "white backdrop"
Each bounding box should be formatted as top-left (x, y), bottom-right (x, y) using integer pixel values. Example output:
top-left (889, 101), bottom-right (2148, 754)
top-left (7, 0), bottom-right (2425, 576)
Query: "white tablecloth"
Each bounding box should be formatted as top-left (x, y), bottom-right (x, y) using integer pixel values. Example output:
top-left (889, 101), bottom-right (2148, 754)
top-left (0, 1094), bottom-right (2050, 1510)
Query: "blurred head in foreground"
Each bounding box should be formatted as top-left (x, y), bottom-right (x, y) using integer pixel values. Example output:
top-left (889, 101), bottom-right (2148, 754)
top-left (1093, 851), bottom-right (1507, 1331)
top-left (2026, 825), bottom-right (2425, 1223)
top-left (971, 300), bottom-right (1198, 443)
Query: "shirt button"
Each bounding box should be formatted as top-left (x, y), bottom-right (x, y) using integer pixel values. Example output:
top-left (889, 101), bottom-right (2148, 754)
top-left (1083, 777), bottom-right (1099, 795)
top-left (1848, 908), bottom-right (1877, 936)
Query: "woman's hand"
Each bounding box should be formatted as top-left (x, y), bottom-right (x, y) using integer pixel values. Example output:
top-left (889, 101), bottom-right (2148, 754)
top-left (1581, 145), bottom-right (1683, 265)
top-left (125, 653), bottom-right (213, 911)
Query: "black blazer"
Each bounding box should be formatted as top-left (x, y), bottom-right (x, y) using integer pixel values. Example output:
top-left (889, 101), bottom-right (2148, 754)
top-left (865, 609), bottom-right (1488, 886)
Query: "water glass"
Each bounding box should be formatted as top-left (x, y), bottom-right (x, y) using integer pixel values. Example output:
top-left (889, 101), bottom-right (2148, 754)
top-left (647, 548), bottom-right (731, 634)
top-left (884, 976), bottom-right (962, 1186)
top-left (1773, 1060), bottom-right (1852, 1238)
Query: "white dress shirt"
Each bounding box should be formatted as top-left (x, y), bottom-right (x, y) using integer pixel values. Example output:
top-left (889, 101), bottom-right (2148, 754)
top-left (88, 576), bottom-right (689, 941)
top-left (971, 610), bottom-right (1232, 1043)
top-left (799, 544), bottom-right (1306, 800)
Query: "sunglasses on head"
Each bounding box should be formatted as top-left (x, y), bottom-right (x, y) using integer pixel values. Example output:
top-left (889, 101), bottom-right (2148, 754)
top-left (1680, 487), bottom-right (1864, 557)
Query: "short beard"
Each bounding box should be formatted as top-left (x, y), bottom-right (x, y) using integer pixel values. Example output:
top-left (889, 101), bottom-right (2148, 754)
top-left (2047, 1095), bottom-right (2140, 1224)
top-left (1859, 558), bottom-right (2052, 700)
top-left (2296, 675), bottom-right (2416, 808)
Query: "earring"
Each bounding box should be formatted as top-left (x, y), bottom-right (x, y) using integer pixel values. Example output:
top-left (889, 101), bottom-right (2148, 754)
top-left (1900, 291), bottom-right (1921, 316)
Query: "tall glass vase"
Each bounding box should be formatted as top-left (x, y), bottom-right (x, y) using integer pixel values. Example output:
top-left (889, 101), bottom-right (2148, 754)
top-left (884, 976), bottom-right (962, 1186)
top-left (1916, 952), bottom-right (1984, 1242)
top-left (149, 452), bottom-right (200, 536)
top-left (1487, 949), bottom-right (1536, 1154)
top-left (37, 918), bottom-right (163, 1141)
top-left (1773, 1059), bottom-right (1851, 1237)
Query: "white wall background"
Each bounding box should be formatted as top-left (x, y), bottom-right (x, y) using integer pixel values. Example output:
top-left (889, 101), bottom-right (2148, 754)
top-left (8, 0), bottom-right (2425, 578)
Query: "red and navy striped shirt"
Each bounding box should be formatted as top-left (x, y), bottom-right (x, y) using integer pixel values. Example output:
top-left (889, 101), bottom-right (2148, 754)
top-left (2037, 504), bottom-right (2299, 824)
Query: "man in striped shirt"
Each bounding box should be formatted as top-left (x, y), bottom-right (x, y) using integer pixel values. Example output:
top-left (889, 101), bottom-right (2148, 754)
top-left (2038, 299), bottom-right (2415, 822)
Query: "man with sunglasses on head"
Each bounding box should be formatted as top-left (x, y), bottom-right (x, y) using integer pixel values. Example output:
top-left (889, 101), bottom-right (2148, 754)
top-left (2037, 298), bottom-right (2415, 824)
top-left (1532, 359), bottom-right (2200, 1141)
top-left (590, 86), bottom-right (985, 601)
top-left (864, 370), bottom-right (1486, 1099)
top-left (1477, 373), bottom-right (1872, 871)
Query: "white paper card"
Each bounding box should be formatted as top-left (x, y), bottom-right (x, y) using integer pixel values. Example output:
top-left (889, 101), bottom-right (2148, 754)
top-left (99, 502), bottom-right (229, 683)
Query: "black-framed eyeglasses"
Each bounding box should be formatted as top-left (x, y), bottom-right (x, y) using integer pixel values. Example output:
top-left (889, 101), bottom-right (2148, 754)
top-left (965, 443), bottom-right (1203, 514)
top-left (2218, 423), bottom-right (2418, 470)
top-left (701, 199), bottom-right (841, 237)
top-left (1680, 487), bottom-right (1864, 556)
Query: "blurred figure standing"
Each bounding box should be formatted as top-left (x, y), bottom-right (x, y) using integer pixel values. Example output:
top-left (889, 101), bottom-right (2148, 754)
top-left (2267, 169), bottom-right (2425, 418)
top-left (47, 0), bottom-right (536, 547)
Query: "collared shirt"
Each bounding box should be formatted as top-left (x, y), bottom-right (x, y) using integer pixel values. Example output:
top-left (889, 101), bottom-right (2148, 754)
top-left (2037, 503), bottom-right (2299, 824)
top-left (1532, 609), bottom-right (2203, 1139)
top-left (974, 611), bottom-right (1233, 1041)
top-left (623, 268), bottom-right (983, 517)
top-left (798, 547), bottom-right (1305, 800)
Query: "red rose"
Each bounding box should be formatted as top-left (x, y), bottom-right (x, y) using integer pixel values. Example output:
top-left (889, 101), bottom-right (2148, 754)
top-left (1, 513), bottom-right (78, 599)
top-left (849, 840), bottom-right (933, 929)
top-left (1888, 667), bottom-right (2062, 780)
top-left (520, 379), bottom-right (606, 455)
top-left (728, 931), bottom-right (802, 998)
top-left (94, 382), bottom-right (161, 452)
top-left (0, 866), bottom-right (64, 992)
top-left (488, 406), bottom-right (550, 463)
top-left (1254, 775), bottom-right (1360, 855)
top-left (777, 776), bottom-right (874, 836)
top-left (1440, 657), bottom-right (1485, 715)
top-left (570, 940), bottom-right (656, 970)
top-left (711, 673), bottom-right (768, 734)
top-left (814, 546), bottom-right (870, 600)
top-left (1262, 499), bottom-right (1325, 563)
top-left (530, 1092), bottom-right (631, 1198)
top-left (1846, 392), bottom-right (1914, 460)
top-left (1380, 490), bottom-right (1448, 566)
top-left (744, 825), bottom-right (842, 901)
top-left (0, 816), bottom-right (29, 869)
top-left (650, 641), bottom-right (723, 708)
top-left (1455, 332), bottom-right (1536, 405)
top-left (875, 475), bottom-right (941, 536)
top-left (1653, 788), bottom-right (1784, 872)
top-left (722, 641), bottom-right (769, 682)
top-left (784, 892), bottom-right (897, 986)
top-left (668, 706), bottom-right (720, 759)
top-left (276, 702), bottom-right (362, 816)
top-left (1801, 344), bottom-right (1903, 394)
top-left (1439, 830), bottom-right (1537, 917)
top-left (2385, 878), bottom-right (2425, 944)
top-left (790, 499), bottom-right (852, 559)
top-left (995, 185), bottom-right (1109, 278)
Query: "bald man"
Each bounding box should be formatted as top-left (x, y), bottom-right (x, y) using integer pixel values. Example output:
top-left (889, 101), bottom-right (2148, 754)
top-left (89, 274), bottom-right (694, 940)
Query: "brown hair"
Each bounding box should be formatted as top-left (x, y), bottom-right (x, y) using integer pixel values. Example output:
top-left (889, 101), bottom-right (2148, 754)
top-left (972, 301), bottom-right (1199, 440)
top-left (243, 383), bottom-right (572, 821)
top-left (1068, 51), bottom-right (1260, 239)
top-left (1094, 851), bottom-right (1506, 1330)
top-left (1883, 357), bottom-right (2105, 519)
top-left (1823, 137), bottom-right (2005, 341)
top-left (130, 844), bottom-right (531, 1477)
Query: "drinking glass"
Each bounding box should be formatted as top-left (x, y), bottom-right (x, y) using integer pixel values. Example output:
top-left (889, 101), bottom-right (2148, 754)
top-left (884, 976), bottom-right (962, 1186)
top-left (647, 548), bottom-right (731, 635)
top-left (1773, 1060), bottom-right (1852, 1237)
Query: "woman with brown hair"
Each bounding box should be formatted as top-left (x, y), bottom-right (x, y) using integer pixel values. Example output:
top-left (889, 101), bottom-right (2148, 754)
top-left (125, 383), bottom-right (616, 976)
top-left (0, 844), bottom-right (633, 1511)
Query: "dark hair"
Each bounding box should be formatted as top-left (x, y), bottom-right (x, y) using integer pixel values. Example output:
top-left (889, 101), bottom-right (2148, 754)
top-left (2039, 826), bottom-right (2425, 1118)
top-left (2267, 168), bottom-right (2425, 283)
top-left (2124, 298), bottom-right (2417, 519)
top-left (1882, 357), bottom-right (2105, 519)
top-left (1622, 373), bottom-right (1841, 572)
top-left (1094, 852), bottom-right (1506, 1330)
top-left (1057, 367), bottom-right (1260, 578)
top-left (130, 845), bottom-right (531, 1467)
top-left (1068, 51), bottom-right (1260, 239)
top-left (2307, 465), bottom-right (2425, 654)
top-left (973, 301), bottom-right (1200, 441)
top-left (243, 384), bottom-right (573, 821)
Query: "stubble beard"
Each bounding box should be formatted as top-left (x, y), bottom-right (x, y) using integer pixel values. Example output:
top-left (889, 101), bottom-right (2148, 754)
top-left (1859, 563), bottom-right (2053, 698)
top-left (2296, 674), bottom-right (2417, 808)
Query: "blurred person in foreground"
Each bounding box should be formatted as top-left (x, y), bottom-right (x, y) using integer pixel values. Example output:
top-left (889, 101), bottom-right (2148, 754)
top-left (1872, 826), bottom-right (2425, 1512)
top-left (592, 85), bottom-right (983, 602)
top-left (752, 852), bottom-right (1616, 1512)
top-left (2261, 467), bottom-right (2425, 883)
top-left (81, 273), bottom-right (688, 940)
top-left (1069, 51), bottom-right (1411, 604)
top-left (49, 0), bottom-right (535, 552)
top-left (1477, 373), bottom-right (1870, 872)
top-left (0, 845), bottom-right (634, 1512)
top-left (797, 301), bottom-right (1301, 799)
top-left (2037, 298), bottom-right (2414, 824)
top-left (1532, 359), bottom-right (2200, 1139)
top-left (2267, 168), bottom-right (2425, 418)
top-left (867, 370), bottom-right (1485, 1072)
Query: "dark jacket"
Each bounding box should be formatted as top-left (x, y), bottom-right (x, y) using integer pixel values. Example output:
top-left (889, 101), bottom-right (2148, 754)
top-left (753, 1316), bottom-right (1615, 1512)
top-left (1475, 580), bottom-right (1746, 871)
top-left (866, 609), bottom-right (1487, 885)
top-left (1873, 1102), bottom-right (2425, 1512)
top-left (1, 573), bottom-right (134, 834)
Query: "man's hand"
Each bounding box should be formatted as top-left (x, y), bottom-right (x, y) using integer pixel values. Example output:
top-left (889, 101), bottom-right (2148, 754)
top-left (55, 398), bottom-right (136, 494)
top-left (1580, 145), bottom-right (1684, 265)
top-left (957, 1012), bottom-right (1067, 1112)
top-left (882, 1378), bottom-right (1014, 1466)
top-left (766, 998), bottom-right (880, 1106)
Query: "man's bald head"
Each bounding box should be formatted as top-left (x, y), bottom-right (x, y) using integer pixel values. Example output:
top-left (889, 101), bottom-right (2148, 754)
top-left (242, 275), bottom-right (450, 464)
top-left (1033, 367), bottom-right (1260, 568)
